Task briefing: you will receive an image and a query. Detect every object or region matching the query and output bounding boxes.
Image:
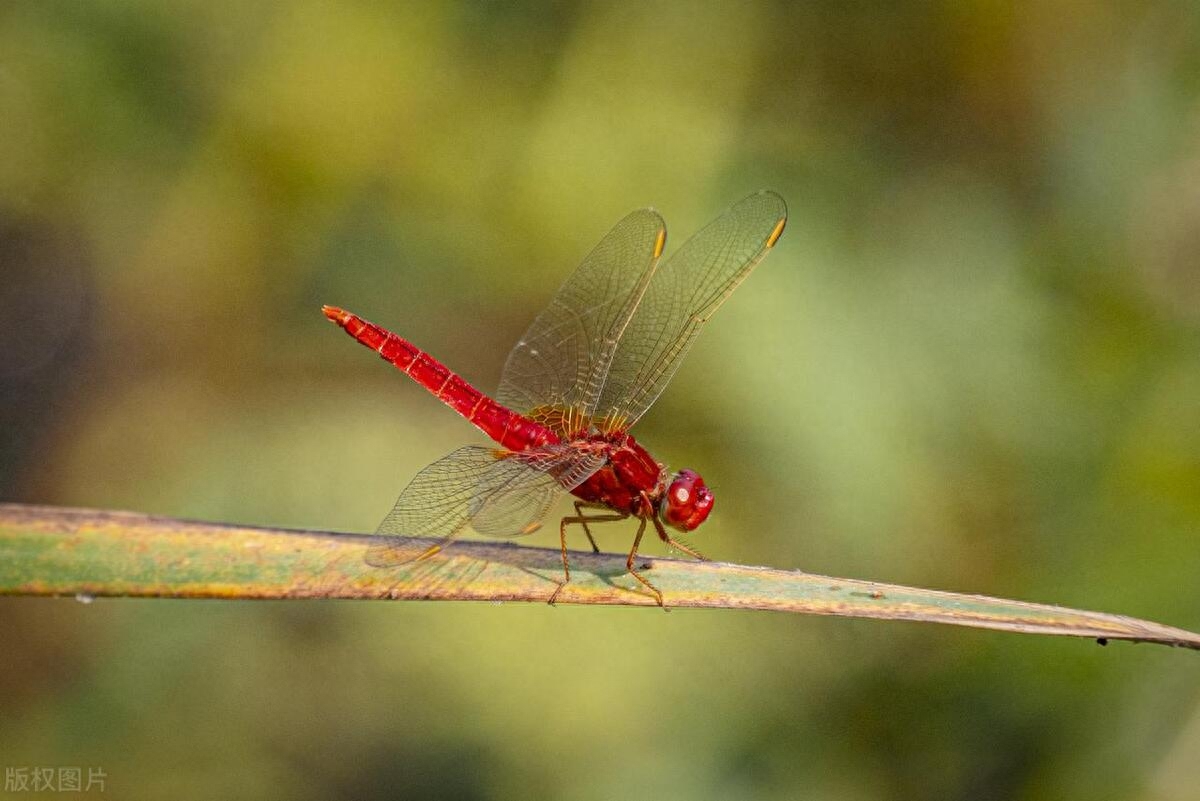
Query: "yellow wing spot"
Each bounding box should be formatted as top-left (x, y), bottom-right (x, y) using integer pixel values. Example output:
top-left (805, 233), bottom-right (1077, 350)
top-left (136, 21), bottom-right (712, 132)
top-left (416, 544), bottom-right (443, 561)
top-left (653, 227), bottom-right (667, 259)
top-left (521, 521), bottom-right (542, 535)
top-left (766, 217), bottom-right (786, 249)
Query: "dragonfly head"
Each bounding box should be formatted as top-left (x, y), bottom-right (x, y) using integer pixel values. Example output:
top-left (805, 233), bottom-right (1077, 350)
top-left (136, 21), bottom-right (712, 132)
top-left (660, 469), bottom-right (714, 532)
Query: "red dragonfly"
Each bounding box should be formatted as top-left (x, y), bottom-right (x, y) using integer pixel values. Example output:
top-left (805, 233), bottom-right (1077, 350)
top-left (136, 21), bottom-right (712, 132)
top-left (323, 191), bottom-right (786, 605)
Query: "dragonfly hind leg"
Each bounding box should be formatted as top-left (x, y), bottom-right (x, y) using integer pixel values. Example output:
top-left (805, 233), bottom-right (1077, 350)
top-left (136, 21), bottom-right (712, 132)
top-left (547, 505), bottom-right (628, 605)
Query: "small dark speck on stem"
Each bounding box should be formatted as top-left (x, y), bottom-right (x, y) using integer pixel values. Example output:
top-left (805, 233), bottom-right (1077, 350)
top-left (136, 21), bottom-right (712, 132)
top-left (1097, 638), bottom-right (1108, 646)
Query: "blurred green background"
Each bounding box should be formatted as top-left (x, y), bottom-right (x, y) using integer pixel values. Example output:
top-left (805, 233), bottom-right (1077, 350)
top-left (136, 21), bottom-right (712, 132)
top-left (2, 2), bottom-right (1199, 799)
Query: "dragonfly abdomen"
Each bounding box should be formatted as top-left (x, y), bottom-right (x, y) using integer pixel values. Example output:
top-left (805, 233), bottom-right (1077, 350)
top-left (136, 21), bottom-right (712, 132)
top-left (323, 306), bottom-right (557, 451)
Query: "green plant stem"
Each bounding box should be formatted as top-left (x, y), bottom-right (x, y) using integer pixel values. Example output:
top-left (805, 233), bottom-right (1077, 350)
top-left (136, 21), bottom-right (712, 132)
top-left (1, 503), bottom-right (1197, 650)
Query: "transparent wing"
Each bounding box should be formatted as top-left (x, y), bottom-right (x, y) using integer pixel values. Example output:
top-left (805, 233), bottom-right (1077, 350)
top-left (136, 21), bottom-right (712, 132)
top-left (365, 444), bottom-right (603, 567)
top-left (496, 208), bottom-right (666, 436)
top-left (469, 475), bottom-right (559, 538)
top-left (592, 190), bottom-right (787, 432)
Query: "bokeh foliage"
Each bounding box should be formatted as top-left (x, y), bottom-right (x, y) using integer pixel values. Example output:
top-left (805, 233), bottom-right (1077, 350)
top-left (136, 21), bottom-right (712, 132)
top-left (1, 2), bottom-right (1198, 799)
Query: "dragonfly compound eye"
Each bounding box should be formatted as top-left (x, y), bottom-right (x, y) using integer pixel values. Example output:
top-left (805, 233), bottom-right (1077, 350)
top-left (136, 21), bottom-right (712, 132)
top-left (661, 469), bottom-right (714, 532)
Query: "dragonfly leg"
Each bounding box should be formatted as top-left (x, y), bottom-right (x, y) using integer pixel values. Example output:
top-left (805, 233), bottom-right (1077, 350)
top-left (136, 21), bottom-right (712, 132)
top-left (572, 501), bottom-right (617, 553)
top-left (625, 518), bottom-right (664, 607)
top-left (650, 507), bottom-right (709, 561)
top-left (548, 507), bottom-right (628, 605)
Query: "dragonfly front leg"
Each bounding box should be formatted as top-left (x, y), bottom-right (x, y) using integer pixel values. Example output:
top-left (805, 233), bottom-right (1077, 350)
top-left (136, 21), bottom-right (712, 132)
top-left (639, 490), bottom-right (709, 562)
top-left (649, 510), bottom-right (708, 562)
top-left (547, 506), bottom-right (628, 605)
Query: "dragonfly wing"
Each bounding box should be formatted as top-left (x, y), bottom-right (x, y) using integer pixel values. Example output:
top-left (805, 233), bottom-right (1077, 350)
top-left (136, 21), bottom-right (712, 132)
top-left (469, 474), bottom-right (559, 538)
top-left (592, 191), bottom-right (787, 432)
top-left (469, 445), bottom-right (606, 536)
top-left (366, 444), bottom-right (602, 566)
top-left (496, 207), bottom-right (666, 435)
